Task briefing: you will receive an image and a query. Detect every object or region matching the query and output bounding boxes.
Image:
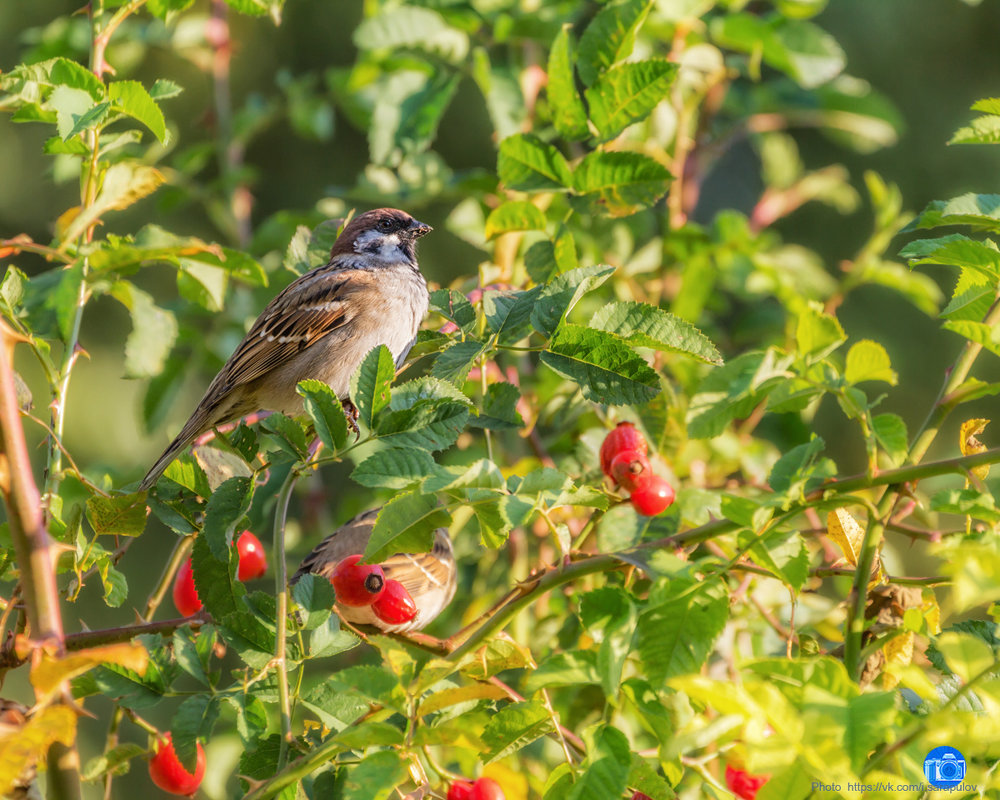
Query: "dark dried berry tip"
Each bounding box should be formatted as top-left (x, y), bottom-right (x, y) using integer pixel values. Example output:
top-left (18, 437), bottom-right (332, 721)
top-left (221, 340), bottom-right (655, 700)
top-left (364, 572), bottom-right (385, 594)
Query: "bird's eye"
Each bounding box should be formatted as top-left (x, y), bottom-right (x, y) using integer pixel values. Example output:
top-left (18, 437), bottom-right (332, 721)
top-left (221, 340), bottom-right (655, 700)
top-left (377, 218), bottom-right (394, 232)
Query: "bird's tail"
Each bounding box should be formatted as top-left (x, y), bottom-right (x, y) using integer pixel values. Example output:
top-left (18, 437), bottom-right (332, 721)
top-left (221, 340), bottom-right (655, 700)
top-left (139, 429), bottom-right (196, 491)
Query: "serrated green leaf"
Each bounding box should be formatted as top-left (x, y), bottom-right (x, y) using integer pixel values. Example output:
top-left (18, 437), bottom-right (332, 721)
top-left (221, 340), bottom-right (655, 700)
top-left (547, 25), bottom-right (590, 140)
top-left (571, 151), bottom-right (672, 217)
top-left (369, 70), bottom-right (459, 166)
top-left (350, 345), bottom-right (395, 429)
top-left (586, 60), bottom-right (678, 141)
top-left (635, 580), bottom-right (728, 681)
top-left (260, 413), bottom-right (309, 458)
top-left (109, 80), bottom-right (166, 142)
top-left (108, 281), bottom-right (178, 379)
top-left (908, 193), bottom-right (1000, 233)
top-left (497, 133), bottom-right (572, 191)
top-left (590, 300), bottom-right (721, 364)
top-left (523, 651), bottom-right (601, 694)
top-left (795, 303), bottom-right (846, 357)
top-left (931, 488), bottom-right (1000, 522)
top-left (46, 85), bottom-right (97, 140)
top-left (81, 743), bottom-right (146, 781)
top-left (430, 288), bottom-right (477, 332)
top-left (86, 492), bottom-right (148, 537)
top-left (935, 632), bottom-right (994, 684)
top-left (99, 564), bottom-right (128, 607)
top-left (540, 324), bottom-right (659, 406)
top-left (351, 448), bottom-right (438, 489)
top-left (844, 339), bottom-right (897, 384)
top-left (364, 492), bottom-right (450, 563)
top-left (484, 287), bottom-right (541, 343)
top-left (872, 413), bottom-right (908, 466)
top-left (423, 458), bottom-right (504, 492)
top-left (291, 573), bottom-right (335, 631)
top-left (687, 350), bottom-right (790, 438)
top-left (742, 529), bottom-right (810, 592)
top-left (296, 379), bottom-right (348, 452)
top-left (342, 750), bottom-right (407, 800)
top-left (201, 477), bottom-right (254, 560)
top-left (568, 725), bottom-right (631, 800)
top-left (432, 340), bottom-right (487, 384)
top-left (481, 700), bottom-right (554, 763)
top-left (170, 695), bottom-right (218, 772)
top-left (900, 234), bottom-right (1000, 280)
top-left (62, 163), bottom-right (165, 244)
top-left (470, 382), bottom-right (524, 430)
top-left (532, 264), bottom-right (615, 337)
top-left (484, 201), bottom-right (546, 240)
top-left (943, 319), bottom-right (1000, 357)
top-left (577, 0), bottom-right (653, 86)
top-left (354, 5), bottom-right (468, 63)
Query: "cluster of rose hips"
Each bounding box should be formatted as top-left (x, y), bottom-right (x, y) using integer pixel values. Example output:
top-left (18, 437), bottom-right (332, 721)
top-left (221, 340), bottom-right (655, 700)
top-left (725, 764), bottom-right (769, 799)
top-left (148, 733), bottom-right (205, 796)
top-left (172, 530), bottom-right (268, 616)
top-left (599, 422), bottom-right (676, 516)
top-left (447, 776), bottom-right (505, 800)
top-left (331, 554), bottom-right (417, 625)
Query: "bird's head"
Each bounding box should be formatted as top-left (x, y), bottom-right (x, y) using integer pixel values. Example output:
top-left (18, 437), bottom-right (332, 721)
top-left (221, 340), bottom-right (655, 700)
top-left (332, 208), bottom-right (432, 267)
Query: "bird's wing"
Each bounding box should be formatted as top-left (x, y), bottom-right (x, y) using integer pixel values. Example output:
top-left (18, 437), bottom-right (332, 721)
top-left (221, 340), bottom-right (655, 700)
top-left (214, 266), bottom-right (370, 392)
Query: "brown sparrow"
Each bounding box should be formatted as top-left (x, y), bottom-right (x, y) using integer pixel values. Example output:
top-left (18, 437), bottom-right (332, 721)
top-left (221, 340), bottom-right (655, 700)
top-left (292, 508), bottom-right (457, 633)
top-left (140, 208), bottom-right (432, 490)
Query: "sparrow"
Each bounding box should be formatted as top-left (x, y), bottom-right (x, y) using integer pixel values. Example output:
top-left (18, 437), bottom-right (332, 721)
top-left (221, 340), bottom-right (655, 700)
top-left (140, 208), bottom-right (432, 490)
top-left (292, 508), bottom-right (457, 633)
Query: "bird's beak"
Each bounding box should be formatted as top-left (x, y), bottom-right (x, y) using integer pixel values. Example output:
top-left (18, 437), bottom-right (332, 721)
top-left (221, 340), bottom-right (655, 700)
top-left (410, 220), bottom-right (433, 238)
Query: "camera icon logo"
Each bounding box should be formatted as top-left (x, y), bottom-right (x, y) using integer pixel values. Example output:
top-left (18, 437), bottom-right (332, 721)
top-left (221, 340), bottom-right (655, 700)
top-left (923, 746), bottom-right (967, 788)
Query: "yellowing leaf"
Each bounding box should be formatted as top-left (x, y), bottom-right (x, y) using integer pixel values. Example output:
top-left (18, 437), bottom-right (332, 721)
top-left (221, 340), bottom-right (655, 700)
top-left (31, 642), bottom-right (148, 700)
top-left (921, 588), bottom-right (941, 635)
top-left (960, 417), bottom-right (991, 480)
top-left (826, 508), bottom-right (883, 582)
top-left (0, 705), bottom-right (75, 797)
top-left (61, 164), bottom-right (165, 244)
top-left (881, 630), bottom-right (913, 689)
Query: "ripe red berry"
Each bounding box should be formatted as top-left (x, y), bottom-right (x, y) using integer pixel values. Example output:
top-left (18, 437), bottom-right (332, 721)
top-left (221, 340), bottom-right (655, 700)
top-left (631, 793), bottom-right (653, 800)
top-left (725, 764), bottom-right (769, 800)
top-left (609, 449), bottom-right (651, 492)
top-left (600, 422), bottom-right (648, 477)
top-left (371, 578), bottom-right (417, 625)
top-left (629, 475), bottom-right (676, 516)
top-left (236, 531), bottom-right (268, 581)
top-left (172, 558), bottom-right (202, 617)
top-left (331, 554), bottom-right (386, 606)
top-left (471, 777), bottom-right (505, 800)
top-left (447, 780), bottom-right (475, 800)
top-left (148, 733), bottom-right (205, 796)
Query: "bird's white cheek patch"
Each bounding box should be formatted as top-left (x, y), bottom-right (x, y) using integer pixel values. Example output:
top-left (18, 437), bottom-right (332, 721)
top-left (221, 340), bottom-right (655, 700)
top-left (355, 229), bottom-right (405, 261)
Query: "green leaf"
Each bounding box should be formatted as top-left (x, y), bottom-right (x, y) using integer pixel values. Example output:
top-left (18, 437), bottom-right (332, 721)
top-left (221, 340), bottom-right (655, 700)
top-left (497, 133), bottom-right (573, 192)
top-left (931, 488), bottom-right (1000, 523)
top-left (547, 25), bottom-right (590, 140)
top-left (109, 80), bottom-right (167, 143)
top-left (369, 71), bottom-right (460, 166)
top-left (935, 632), bottom-right (994, 685)
top-left (470, 382), bottom-right (524, 430)
top-left (64, 102), bottom-right (110, 140)
top-left (872, 413), bottom-right (908, 466)
top-left (432, 340), bottom-right (487, 384)
top-left (900, 234), bottom-right (1000, 280)
top-left (46, 86), bottom-right (98, 140)
top-left (99, 564), bottom-right (128, 607)
top-left (423, 459), bottom-right (505, 492)
top-left (430, 288), bottom-right (477, 333)
top-left (579, 587), bottom-right (636, 696)
top-left (484, 287), bottom-right (541, 343)
top-left (711, 14), bottom-right (846, 89)
top-left (907, 193), bottom-right (1000, 233)
top-left (590, 301), bottom-right (722, 365)
top-left (484, 201), bottom-right (547, 240)
top-left (523, 651), bottom-right (601, 693)
top-left (170, 695), bottom-right (218, 772)
top-left (108, 281), bottom-right (178, 379)
top-left (342, 750), bottom-right (407, 800)
top-left (86, 493), bottom-right (148, 537)
top-left (795, 303), bottom-right (846, 357)
top-left (571, 151), bottom-right (672, 217)
top-left (354, 6), bottom-right (469, 63)
top-left (351, 449), bottom-right (438, 489)
top-left (577, 0), bottom-right (653, 86)
top-left (943, 319), bottom-right (1000, 358)
top-left (540, 324), bottom-right (660, 406)
top-left (81, 743), bottom-right (146, 781)
top-left (375, 377), bottom-right (473, 451)
top-left (531, 264), bottom-right (615, 337)
top-left (291, 573), bottom-right (335, 631)
top-left (635, 580), bottom-right (728, 681)
top-left (62, 163), bottom-right (166, 244)
top-left (586, 60), bottom-right (678, 141)
top-left (48, 57), bottom-right (106, 100)
top-left (567, 725), bottom-right (631, 800)
top-left (481, 700), bottom-right (554, 763)
top-left (260, 413), bottom-right (309, 458)
top-left (296, 379), bottom-right (349, 452)
top-left (687, 349), bottom-right (790, 438)
top-left (741, 529), bottom-right (809, 592)
top-left (844, 339), bottom-right (897, 384)
top-left (363, 492), bottom-right (450, 563)
top-left (768, 434), bottom-right (835, 504)
top-left (201, 477), bottom-right (254, 561)
top-left (350, 345), bottom-right (395, 429)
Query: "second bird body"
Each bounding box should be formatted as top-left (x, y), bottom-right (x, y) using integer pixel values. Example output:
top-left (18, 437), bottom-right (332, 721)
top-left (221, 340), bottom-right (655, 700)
top-left (140, 208), bottom-right (431, 490)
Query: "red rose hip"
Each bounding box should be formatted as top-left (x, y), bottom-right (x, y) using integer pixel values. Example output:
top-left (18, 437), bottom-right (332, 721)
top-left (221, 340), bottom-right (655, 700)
top-left (609, 449), bottom-right (651, 492)
top-left (725, 764), bottom-right (769, 800)
top-left (629, 475), bottom-right (675, 516)
top-left (447, 780), bottom-right (475, 800)
top-left (331, 554), bottom-right (385, 606)
top-left (172, 558), bottom-right (203, 617)
top-left (600, 422), bottom-right (648, 477)
top-left (371, 578), bottom-right (417, 625)
top-left (471, 777), bottom-right (505, 799)
top-left (148, 733), bottom-right (205, 796)
top-left (236, 531), bottom-right (267, 580)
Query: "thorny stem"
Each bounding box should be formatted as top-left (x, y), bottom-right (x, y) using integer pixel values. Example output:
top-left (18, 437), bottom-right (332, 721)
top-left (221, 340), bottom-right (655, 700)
top-left (273, 466), bottom-right (299, 768)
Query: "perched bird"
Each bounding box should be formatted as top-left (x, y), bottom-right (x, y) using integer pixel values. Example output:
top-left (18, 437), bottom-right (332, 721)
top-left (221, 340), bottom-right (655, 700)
top-left (292, 508), bottom-right (457, 633)
top-left (140, 208), bottom-right (432, 490)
